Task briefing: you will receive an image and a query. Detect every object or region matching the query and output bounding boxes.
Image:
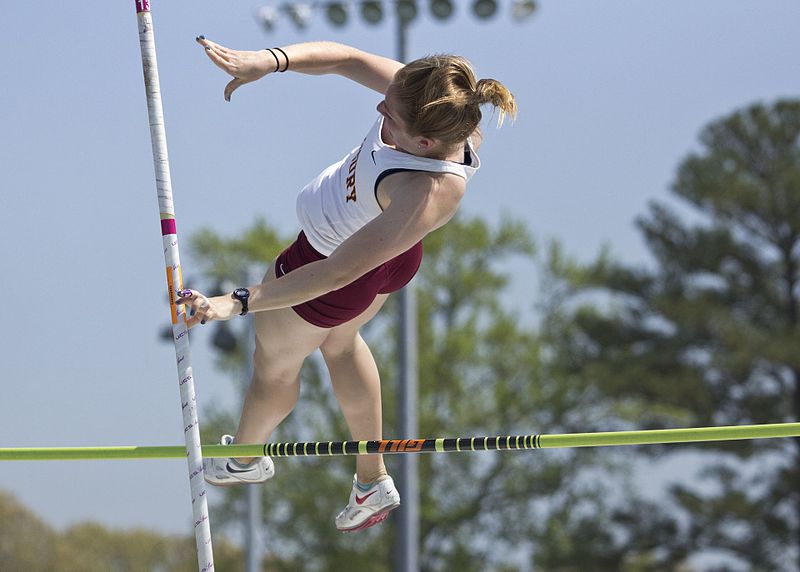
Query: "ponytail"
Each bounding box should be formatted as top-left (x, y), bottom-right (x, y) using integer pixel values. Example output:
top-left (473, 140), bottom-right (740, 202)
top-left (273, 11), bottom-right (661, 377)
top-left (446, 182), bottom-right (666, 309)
top-left (394, 55), bottom-right (518, 147)
top-left (475, 78), bottom-right (518, 128)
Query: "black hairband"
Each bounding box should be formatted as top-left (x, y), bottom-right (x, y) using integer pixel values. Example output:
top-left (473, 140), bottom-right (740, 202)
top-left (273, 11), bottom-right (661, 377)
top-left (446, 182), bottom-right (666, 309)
top-left (273, 47), bottom-right (289, 72)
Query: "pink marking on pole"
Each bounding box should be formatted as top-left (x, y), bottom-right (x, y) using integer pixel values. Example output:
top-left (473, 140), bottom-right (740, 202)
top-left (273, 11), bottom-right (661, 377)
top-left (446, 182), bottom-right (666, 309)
top-left (161, 218), bottom-right (177, 235)
top-left (136, 0), bottom-right (150, 13)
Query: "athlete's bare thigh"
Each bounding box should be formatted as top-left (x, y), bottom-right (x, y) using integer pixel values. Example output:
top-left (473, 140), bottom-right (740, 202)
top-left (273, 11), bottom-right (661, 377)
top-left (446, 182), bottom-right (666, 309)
top-left (320, 293), bottom-right (390, 355)
top-left (252, 260), bottom-right (329, 373)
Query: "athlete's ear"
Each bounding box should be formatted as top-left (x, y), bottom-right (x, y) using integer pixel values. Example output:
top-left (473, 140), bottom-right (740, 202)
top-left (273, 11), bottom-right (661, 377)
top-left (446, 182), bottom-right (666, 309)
top-left (416, 136), bottom-right (436, 150)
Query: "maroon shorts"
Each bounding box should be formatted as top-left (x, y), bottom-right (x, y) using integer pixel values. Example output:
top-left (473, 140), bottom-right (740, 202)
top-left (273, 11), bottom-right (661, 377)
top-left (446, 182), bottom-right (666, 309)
top-left (275, 231), bottom-right (423, 328)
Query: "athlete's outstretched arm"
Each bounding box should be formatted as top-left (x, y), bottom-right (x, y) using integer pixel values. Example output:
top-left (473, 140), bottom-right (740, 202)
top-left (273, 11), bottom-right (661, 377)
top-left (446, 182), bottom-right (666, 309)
top-left (197, 37), bottom-right (402, 100)
top-left (178, 174), bottom-right (464, 327)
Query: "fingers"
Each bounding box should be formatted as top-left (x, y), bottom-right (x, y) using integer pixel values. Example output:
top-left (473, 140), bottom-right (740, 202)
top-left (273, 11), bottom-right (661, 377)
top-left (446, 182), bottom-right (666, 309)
top-left (175, 289), bottom-right (199, 306)
top-left (195, 35), bottom-right (233, 54)
top-left (203, 44), bottom-right (235, 74)
top-left (224, 78), bottom-right (245, 102)
top-left (208, 43), bottom-right (234, 65)
top-left (176, 289), bottom-right (213, 327)
top-left (196, 36), bottom-right (247, 101)
top-left (196, 35), bottom-right (235, 70)
top-left (196, 36), bottom-right (236, 66)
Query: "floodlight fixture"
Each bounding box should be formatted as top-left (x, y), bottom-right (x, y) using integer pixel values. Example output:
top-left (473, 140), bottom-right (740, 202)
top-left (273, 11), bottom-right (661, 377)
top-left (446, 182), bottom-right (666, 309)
top-left (429, 0), bottom-right (454, 20)
top-left (256, 5), bottom-right (279, 32)
top-left (511, 0), bottom-right (537, 21)
top-left (361, 0), bottom-right (383, 24)
top-left (472, 0), bottom-right (498, 19)
top-left (396, 0), bottom-right (418, 24)
top-left (326, 2), bottom-right (349, 27)
top-left (212, 321), bottom-right (238, 353)
top-left (286, 2), bottom-right (314, 29)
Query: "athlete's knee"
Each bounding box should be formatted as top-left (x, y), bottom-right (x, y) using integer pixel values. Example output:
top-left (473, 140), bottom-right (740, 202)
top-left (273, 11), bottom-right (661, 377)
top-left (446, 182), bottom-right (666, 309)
top-left (251, 356), bottom-right (301, 389)
top-left (320, 334), bottom-right (362, 361)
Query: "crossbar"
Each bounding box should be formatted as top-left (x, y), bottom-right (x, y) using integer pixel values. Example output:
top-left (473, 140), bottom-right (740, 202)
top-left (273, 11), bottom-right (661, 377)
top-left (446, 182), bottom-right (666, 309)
top-left (2, 423), bottom-right (797, 461)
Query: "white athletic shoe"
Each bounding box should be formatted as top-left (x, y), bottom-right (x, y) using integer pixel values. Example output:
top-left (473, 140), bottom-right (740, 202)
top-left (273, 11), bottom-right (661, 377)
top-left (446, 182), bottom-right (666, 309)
top-left (335, 474), bottom-right (401, 533)
top-left (203, 435), bottom-right (274, 487)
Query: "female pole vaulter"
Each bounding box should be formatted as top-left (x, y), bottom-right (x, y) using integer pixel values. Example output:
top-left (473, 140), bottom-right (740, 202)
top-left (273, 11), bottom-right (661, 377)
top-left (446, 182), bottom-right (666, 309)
top-left (178, 37), bottom-right (516, 532)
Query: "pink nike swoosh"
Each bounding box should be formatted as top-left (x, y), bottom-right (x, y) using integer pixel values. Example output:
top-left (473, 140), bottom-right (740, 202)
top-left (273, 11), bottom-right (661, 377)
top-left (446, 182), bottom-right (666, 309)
top-left (355, 490), bottom-right (377, 505)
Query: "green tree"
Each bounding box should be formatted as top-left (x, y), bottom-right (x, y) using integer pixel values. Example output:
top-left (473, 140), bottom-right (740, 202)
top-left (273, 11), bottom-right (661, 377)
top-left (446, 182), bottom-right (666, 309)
top-left (190, 215), bottom-right (682, 570)
top-left (545, 100), bottom-right (800, 570)
top-left (0, 490), bottom-right (246, 571)
top-left (0, 490), bottom-right (57, 571)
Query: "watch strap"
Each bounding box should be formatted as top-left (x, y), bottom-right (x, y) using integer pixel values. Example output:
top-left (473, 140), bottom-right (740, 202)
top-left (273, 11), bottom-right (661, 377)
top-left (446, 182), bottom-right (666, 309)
top-left (232, 288), bottom-right (250, 316)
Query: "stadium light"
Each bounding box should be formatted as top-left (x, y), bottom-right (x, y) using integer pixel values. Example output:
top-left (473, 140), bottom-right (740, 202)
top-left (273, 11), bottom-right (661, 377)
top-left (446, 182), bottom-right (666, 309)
top-left (396, 0), bottom-right (418, 24)
top-left (256, 5), bottom-right (279, 31)
top-left (257, 1), bottom-right (538, 32)
top-left (429, 0), bottom-right (454, 20)
top-left (472, 0), bottom-right (498, 19)
top-left (286, 2), bottom-right (313, 29)
top-left (212, 321), bottom-right (238, 353)
top-left (361, 0), bottom-right (384, 24)
top-left (326, 2), bottom-right (349, 26)
top-left (511, 0), bottom-right (537, 21)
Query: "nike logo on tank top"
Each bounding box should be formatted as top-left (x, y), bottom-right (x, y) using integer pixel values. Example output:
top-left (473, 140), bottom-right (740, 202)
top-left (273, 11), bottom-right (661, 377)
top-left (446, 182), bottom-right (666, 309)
top-left (296, 116), bottom-right (481, 256)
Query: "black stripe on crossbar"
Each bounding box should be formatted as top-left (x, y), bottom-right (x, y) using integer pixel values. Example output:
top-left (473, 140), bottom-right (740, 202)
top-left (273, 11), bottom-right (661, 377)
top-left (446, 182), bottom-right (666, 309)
top-left (261, 435), bottom-right (545, 456)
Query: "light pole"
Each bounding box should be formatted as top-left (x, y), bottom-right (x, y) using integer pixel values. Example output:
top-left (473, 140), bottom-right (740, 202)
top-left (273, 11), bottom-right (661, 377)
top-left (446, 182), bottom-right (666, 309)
top-left (213, 270), bottom-right (264, 572)
top-left (161, 276), bottom-right (261, 571)
top-left (254, 2), bottom-right (537, 571)
top-left (242, 267), bottom-right (264, 572)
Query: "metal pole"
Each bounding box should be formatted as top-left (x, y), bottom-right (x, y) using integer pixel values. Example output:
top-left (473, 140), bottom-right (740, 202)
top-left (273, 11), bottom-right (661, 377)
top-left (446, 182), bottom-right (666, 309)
top-left (245, 268), bottom-right (263, 572)
top-left (133, 2), bottom-right (214, 570)
top-left (245, 475), bottom-right (262, 572)
top-left (394, 12), bottom-right (419, 572)
top-left (396, 286), bottom-right (419, 572)
top-left (397, 10), bottom-right (408, 64)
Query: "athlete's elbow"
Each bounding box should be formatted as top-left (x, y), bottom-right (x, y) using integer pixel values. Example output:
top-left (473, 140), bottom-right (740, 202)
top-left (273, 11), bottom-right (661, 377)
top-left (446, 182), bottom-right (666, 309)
top-left (327, 259), bottom-right (377, 290)
top-left (330, 272), bottom-right (353, 291)
top-left (325, 261), bottom-right (359, 290)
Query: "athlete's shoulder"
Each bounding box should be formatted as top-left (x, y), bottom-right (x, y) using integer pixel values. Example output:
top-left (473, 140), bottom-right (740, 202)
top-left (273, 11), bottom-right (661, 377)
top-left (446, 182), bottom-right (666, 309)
top-left (384, 168), bottom-right (465, 189)
top-left (381, 169), bottom-right (465, 207)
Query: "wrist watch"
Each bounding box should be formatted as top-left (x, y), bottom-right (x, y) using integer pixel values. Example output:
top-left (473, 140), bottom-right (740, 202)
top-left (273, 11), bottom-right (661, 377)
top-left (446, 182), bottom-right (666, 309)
top-left (231, 288), bottom-right (250, 316)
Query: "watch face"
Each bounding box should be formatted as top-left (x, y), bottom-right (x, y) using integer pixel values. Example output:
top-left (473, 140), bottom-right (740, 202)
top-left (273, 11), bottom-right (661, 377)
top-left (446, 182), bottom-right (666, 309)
top-left (234, 288), bottom-right (250, 299)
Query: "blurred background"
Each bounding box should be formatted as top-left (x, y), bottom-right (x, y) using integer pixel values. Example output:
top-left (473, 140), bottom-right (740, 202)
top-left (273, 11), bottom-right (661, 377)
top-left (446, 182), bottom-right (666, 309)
top-left (1, 1), bottom-right (799, 570)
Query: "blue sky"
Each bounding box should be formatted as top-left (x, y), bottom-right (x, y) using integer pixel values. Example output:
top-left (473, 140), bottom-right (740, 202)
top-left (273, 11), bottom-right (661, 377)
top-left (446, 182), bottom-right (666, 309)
top-left (1, 0), bottom-right (798, 539)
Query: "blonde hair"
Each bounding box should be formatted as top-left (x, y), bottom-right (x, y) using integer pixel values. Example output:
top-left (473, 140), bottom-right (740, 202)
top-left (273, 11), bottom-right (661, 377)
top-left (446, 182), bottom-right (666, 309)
top-left (392, 55), bottom-right (517, 147)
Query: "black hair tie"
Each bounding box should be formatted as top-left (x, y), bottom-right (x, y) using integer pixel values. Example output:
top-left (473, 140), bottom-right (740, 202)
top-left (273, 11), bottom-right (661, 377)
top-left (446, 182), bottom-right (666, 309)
top-left (273, 47), bottom-right (289, 72)
top-left (264, 48), bottom-right (280, 73)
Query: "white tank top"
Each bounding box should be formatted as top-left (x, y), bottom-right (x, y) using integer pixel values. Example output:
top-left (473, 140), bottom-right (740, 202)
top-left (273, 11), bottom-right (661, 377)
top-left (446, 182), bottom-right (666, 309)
top-left (296, 116), bottom-right (481, 256)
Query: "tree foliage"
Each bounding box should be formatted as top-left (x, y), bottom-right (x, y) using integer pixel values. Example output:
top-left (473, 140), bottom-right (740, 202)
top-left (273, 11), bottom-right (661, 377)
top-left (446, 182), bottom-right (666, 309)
top-left (546, 99), bottom-right (800, 570)
top-left (190, 215), bottom-right (680, 570)
top-left (0, 490), bottom-right (245, 571)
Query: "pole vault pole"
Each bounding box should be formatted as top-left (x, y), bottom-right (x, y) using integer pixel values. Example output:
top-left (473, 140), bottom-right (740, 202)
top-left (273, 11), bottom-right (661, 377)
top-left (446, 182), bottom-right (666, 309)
top-left (133, 2), bottom-right (214, 570)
